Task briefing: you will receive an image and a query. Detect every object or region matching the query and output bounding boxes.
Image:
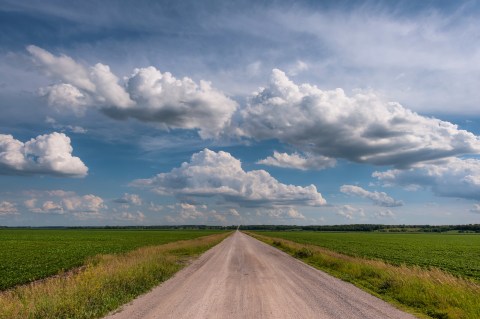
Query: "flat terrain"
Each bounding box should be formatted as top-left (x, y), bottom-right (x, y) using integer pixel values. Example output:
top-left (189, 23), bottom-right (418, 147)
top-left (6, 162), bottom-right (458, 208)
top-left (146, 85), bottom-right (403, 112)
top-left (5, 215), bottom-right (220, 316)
top-left (257, 231), bottom-right (480, 280)
top-left (106, 231), bottom-right (416, 319)
top-left (0, 229), bottom-right (223, 290)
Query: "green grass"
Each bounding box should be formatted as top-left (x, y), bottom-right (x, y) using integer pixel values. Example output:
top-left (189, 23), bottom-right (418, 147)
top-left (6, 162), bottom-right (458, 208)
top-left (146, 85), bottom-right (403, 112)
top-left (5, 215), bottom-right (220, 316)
top-left (255, 231), bottom-right (480, 280)
top-left (0, 229), bottom-right (224, 290)
top-left (249, 231), bottom-right (480, 319)
top-left (0, 232), bottom-right (230, 319)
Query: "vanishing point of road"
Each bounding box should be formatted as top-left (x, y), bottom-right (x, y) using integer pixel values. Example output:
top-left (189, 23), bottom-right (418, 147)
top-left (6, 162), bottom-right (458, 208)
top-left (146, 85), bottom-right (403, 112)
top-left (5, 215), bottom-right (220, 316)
top-left (105, 231), bottom-right (417, 319)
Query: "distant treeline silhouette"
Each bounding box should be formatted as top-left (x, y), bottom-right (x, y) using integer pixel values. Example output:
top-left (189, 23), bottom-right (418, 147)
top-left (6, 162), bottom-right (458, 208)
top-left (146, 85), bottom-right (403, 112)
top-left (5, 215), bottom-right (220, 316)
top-left (1, 224), bottom-right (479, 232)
top-left (238, 224), bottom-right (480, 232)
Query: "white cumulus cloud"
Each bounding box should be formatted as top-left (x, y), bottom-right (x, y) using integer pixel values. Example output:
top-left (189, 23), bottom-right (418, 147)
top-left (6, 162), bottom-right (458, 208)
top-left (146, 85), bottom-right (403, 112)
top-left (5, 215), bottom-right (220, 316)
top-left (148, 202), bottom-right (163, 212)
top-left (90, 63), bottom-right (134, 108)
top-left (115, 211), bottom-right (145, 222)
top-left (0, 132), bottom-right (88, 177)
top-left (46, 117), bottom-right (87, 134)
top-left (257, 151), bottom-right (336, 170)
top-left (40, 84), bottom-right (90, 116)
top-left (25, 190), bottom-right (105, 218)
top-left (27, 45), bottom-right (96, 92)
top-left (114, 193), bottom-right (143, 206)
top-left (164, 203), bottom-right (233, 224)
top-left (228, 208), bottom-right (240, 217)
top-left (336, 205), bottom-right (365, 220)
top-left (373, 157), bottom-right (480, 201)
top-left (177, 203), bottom-right (206, 220)
top-left (28, 46), bottom-right (237, 139)
top-left (234, 69), bottom-right (480, 168)
top-left (0, 201), bottom-right (18, 216)
top-left (287, 60), bottom-right (309, 76)
top-left (340, 185), bottom-right (403, 207)
top-left (375, 209), bottom-right (395, 218)
top-left (259, 207), bottom-right (306, 220)
top-left (40, 200), bottom-right (64, 214)
top-left (132, 148), bottom-right (326, 207)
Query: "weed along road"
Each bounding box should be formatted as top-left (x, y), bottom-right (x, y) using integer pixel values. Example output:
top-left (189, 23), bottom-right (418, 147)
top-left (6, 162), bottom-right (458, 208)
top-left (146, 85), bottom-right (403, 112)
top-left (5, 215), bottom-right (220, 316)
top-left (105, 231), bottom-right (416, 319)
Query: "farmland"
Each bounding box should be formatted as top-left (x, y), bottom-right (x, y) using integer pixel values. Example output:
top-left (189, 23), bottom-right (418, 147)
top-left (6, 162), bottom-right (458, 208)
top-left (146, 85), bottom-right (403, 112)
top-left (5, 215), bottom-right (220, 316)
top-left (249, 231), bottom-right (480, 318)
top-left (255, 231), bottom-right (480, 280)
top-left (0, 232), bottom-right (230, 319)
top-left (0, 229), bottom-right (224, 290)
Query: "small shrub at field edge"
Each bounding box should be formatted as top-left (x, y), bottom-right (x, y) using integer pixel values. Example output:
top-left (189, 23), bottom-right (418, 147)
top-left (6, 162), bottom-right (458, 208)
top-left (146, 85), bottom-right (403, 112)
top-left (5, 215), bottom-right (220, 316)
top-left (272, 240), bottom-right (283, 247)
top-left (294, 247), bottom-right (313, 258)
top-left (248, 231), bottom-right (480, 319)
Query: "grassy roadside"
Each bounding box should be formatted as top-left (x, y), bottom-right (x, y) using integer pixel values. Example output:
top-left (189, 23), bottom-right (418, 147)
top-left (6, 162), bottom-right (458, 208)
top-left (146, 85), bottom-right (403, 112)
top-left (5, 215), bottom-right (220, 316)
top-left (246, 231), bottom-right (480, 319)
top-left (0, 232), bottom-right (231, 319)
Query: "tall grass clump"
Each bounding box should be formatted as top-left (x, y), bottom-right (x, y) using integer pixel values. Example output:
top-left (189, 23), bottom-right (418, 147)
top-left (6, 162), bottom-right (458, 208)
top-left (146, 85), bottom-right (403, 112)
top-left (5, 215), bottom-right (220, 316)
top-left (0, 232), bottom-right (230, 319)
top-left (247, 232), bottom-right (480, 319)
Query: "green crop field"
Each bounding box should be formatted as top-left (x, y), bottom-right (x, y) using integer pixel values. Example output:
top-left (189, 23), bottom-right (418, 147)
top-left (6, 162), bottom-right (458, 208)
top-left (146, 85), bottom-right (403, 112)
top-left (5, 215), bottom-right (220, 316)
top-left (0, 229), bottom-right (224, 290)
top-left (256, 231), bottom-right (480, 280)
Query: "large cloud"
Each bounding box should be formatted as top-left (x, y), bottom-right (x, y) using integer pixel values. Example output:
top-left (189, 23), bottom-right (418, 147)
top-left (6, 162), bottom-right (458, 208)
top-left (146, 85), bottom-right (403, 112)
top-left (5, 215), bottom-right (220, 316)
top-left (28, 46), bottom-right (237, 138)
top-left (373, 157), bottom-right (480, 201)
top-left (257, 151), bottom-right (336, 170)
top-left (0, 132), bottom-right (88, 177)
top-left (234, 69), bottom-right (480, 167)
top-left (132, 148), bottom-right (326, 207)
top-left (340, 185), bottom-right (403, 207)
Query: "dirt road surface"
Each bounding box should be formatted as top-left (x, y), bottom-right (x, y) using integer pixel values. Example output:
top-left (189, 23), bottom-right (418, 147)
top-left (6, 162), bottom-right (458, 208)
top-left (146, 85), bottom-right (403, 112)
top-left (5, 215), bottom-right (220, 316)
top-left (105, 231), bottom-right (417, 319)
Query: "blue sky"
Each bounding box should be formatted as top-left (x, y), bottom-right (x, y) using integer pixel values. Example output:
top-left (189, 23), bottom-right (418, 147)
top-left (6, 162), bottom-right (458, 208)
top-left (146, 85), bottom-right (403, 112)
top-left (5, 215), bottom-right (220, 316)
top-left (1, 0), bottom-right (480, 226)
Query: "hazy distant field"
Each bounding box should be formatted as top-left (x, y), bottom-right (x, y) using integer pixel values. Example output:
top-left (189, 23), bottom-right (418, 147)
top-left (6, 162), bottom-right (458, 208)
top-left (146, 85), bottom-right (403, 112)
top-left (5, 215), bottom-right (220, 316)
top-left (257, 231), bottom-right (480, 280)
top-left (0, 229), bottom-right (223, 290)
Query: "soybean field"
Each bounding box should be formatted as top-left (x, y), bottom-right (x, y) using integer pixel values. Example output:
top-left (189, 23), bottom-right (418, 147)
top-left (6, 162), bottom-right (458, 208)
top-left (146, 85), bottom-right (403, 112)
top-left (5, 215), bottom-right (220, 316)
top-left (256, 231), bottom-right (480, 280)
top-left (0, 229), bottom-right (224, 290)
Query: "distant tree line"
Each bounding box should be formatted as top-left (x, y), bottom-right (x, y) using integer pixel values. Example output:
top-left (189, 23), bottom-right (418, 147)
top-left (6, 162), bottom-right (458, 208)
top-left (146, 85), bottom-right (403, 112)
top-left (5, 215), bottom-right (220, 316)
top-left (0, 225), bottom-right (236, 230)
top-left (238, 224), bottom-right (480, 233)
top-left (1, 224), bottom-right (480, 232)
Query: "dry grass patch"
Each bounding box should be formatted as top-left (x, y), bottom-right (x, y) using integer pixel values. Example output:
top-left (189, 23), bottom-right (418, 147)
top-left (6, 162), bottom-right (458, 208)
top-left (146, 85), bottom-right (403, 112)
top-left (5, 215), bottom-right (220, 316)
top-left (247, 232), bottom-right (480, 319)
top-left (0, 232), bottom-right (230, 319)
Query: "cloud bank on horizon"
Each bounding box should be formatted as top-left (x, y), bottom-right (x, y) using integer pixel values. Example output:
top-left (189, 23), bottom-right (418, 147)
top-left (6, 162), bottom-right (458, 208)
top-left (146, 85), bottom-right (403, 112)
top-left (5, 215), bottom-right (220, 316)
top-left (1, 0), bottom-right (480, 226)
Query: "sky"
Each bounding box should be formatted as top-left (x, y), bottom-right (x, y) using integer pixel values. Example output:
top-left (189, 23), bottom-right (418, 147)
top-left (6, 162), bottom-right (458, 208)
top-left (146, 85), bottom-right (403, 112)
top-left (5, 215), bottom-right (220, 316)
top-left (1, 0), bottom-right (480, 226)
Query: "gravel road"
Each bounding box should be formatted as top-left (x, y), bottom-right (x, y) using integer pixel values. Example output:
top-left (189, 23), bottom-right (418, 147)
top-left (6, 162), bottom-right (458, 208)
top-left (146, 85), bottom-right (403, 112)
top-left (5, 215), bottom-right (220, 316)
top-left (104, 231), bottom-right (417, 319)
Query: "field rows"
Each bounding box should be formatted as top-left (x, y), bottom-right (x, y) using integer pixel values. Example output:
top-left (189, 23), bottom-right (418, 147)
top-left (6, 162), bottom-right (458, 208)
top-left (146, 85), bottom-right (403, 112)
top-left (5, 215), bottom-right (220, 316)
top-left (0, 229), bottom-right (223, 290)
top-left (256, 231), bottom-right (480, 280)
